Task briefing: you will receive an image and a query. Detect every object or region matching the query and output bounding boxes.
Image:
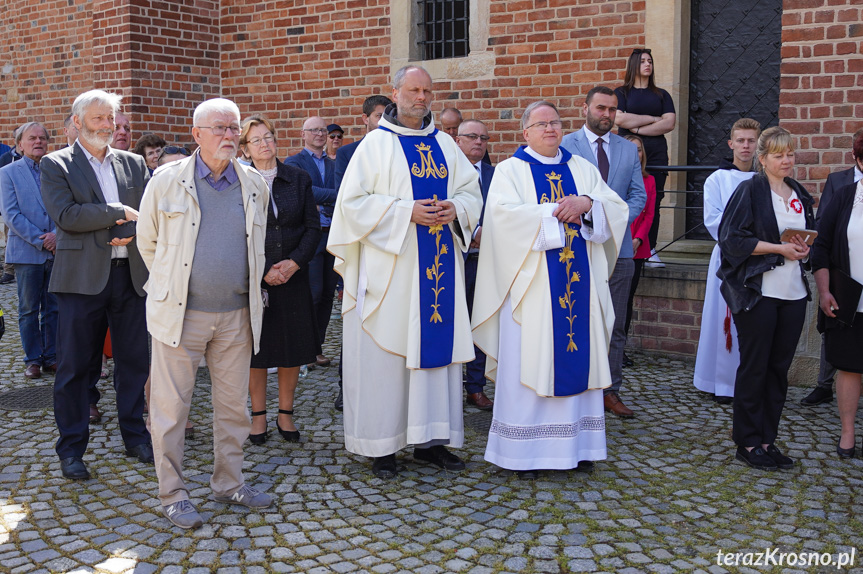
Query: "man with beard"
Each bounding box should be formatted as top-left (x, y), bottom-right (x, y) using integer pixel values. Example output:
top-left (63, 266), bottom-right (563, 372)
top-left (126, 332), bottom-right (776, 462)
top-left (561, 86), bottom-right (646, 417)
top-left (41, 90), bottom-right (153, 480)
top-left (138, 98), bottom-right (272, 529)
top-left (327, 66), bottom-right (482, 479)
top-left (112, 112), bottom-right (132, 151)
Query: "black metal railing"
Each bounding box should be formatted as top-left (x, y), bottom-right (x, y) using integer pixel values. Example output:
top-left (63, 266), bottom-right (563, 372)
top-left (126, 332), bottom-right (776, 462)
top-left (644, 164), bottom-right (719, 259)
top-left (417, 0), bottom-right (470, 61)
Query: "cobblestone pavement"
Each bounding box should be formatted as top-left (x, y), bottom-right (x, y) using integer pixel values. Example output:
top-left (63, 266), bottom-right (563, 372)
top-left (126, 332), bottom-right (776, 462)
top-left (1, 278), bottom-right (862, 574)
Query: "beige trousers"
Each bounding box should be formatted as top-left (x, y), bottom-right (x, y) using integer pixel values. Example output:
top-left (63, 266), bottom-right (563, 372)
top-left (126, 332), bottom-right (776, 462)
top-left (150, 307), bottom-right (252, 505)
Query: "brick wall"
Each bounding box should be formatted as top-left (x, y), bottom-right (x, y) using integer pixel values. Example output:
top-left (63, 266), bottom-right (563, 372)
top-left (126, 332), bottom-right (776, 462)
top-left (0, 0), bottom-right (96, 144)
top-left (779, 0), bottom-right (863, 197)
top-left (628, 268), bottom-right (705, 357)
top-left (0, 0), bottom-right (860, 194)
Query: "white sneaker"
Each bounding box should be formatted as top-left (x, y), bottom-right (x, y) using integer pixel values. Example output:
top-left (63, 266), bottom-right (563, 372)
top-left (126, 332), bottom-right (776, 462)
top-left (644, 249), bottom-right (665, 268)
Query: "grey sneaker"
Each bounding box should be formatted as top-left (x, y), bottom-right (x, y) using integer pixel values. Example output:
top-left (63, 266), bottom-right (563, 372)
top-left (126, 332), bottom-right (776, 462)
top-left (213, 484), bottom-right (272, 509)
top-left (162, 500), bottom-right (204, 529)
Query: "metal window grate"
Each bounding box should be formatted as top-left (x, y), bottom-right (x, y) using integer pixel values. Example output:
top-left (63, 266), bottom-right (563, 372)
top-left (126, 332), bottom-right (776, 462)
top-left (417, 0), bottom-right (470, 61)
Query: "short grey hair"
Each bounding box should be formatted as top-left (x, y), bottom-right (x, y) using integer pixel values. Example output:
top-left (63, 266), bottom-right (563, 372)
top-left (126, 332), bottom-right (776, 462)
top-left (16, 122), bottom-right (49, 143)
top-left (71, 90), bottom-right (123, 121)
top-left (458, 119), bottom-right (486, 135)
top-left (521, 101), bottom-right (559, 129)
top-left (393, 65), bottom-right (430, 90)
top-left (193, 98), bottom-right (241, 127)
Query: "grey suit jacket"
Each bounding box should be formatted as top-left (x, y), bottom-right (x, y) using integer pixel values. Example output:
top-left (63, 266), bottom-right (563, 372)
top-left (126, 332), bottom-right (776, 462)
top-left (40, 142), bottom-right (150, 296)
top-left (561, 128), bottom-right (646, 258)
top-left (0, 159), bottom-right (55, 264)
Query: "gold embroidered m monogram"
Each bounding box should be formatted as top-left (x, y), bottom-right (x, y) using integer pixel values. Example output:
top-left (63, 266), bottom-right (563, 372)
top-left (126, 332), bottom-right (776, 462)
top-left (411, 142), bottom-right (448, 179)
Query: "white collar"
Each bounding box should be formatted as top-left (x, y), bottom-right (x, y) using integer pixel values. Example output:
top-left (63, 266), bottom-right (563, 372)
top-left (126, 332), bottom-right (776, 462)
top-left (77, 140), bottom-right (115, 165)
top-left (581, 124), bottom-right (610, 146)
top-left (524, 146), bottom-right (562, 165)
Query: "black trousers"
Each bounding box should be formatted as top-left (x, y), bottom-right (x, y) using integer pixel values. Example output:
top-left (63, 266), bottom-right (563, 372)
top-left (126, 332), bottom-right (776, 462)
top-left (53, 263), bottom-right (150, 459)
top-left (731, 296), bottom-right (806, 448)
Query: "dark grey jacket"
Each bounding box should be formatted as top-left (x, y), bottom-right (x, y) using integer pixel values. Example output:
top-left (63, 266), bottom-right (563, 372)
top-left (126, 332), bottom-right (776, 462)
top-left (40, 142), bottom-right (150, 296)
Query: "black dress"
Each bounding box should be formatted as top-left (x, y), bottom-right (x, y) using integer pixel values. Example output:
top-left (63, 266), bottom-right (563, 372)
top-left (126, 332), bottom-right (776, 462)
top-left (250, 160), bottom-right (323, 368)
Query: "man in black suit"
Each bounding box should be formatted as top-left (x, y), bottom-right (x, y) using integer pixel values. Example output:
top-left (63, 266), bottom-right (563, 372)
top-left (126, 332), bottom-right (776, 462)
top-left (41, 89), bottom-right (153, 480)
top-left (801, 127), bottom-right (863, 406)
top-left (334, 95), bottom-right (393, 191)
top-left (456, 119), bottom-right (495, 410)
top-left (285, 116), bottom-right (338, 367)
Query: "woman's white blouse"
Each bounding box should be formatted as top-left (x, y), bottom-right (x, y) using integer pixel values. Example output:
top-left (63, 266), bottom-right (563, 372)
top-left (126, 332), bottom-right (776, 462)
top-left (760, 189), bottom-right (808, 301)
top-left (846, 180), bottom-right (863, 312)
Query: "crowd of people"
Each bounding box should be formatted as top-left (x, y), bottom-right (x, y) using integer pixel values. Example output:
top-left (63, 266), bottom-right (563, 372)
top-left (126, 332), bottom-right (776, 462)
top-left (0, 48), bottom-right (859, 531)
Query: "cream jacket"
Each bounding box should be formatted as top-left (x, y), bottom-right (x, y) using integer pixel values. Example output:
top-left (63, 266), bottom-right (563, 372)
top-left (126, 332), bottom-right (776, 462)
top-left (137, 153), bottom-right (269, 352)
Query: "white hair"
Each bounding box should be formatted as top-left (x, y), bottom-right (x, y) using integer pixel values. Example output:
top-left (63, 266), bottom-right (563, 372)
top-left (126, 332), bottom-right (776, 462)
top-left (193, 98), bottom-right (241, 127)
top-left (71, 90), bottom-right (123, 120)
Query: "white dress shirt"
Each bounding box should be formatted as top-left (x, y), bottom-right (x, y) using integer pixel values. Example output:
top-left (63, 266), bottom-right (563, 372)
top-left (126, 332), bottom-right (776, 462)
top-left (79, 141), bottom-right (128, 259)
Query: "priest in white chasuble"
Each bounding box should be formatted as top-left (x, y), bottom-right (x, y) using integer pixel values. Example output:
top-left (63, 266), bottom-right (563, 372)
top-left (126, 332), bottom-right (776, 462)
top-left (327, 66), bottom-right (483, 479)
top-left (471, 101), bottom-right (629, 479)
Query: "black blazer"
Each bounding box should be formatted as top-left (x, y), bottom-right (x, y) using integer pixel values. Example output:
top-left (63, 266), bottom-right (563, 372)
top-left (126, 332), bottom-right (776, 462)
top-left (812, 181), bottom-right (858, 331)
top-left (817, 166), bottom-right (856, 221)
top-left (254, 160), bottom-right (322, 275)
top-left (41, 142), bottom-right (150, 296)
top-left (334, 138), bottom-right (362, 193)
top-left (718, 173), bottom-right (815, 313)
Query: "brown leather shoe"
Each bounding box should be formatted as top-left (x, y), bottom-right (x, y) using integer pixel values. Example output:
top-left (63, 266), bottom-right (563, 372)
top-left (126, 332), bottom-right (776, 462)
top-left (42, 363), bottom-right (58, 375)
top-left (24, 364), bottom-right (42, 379)
top-left (315, 354), bottom-right (331, 367)
top-left (603, 392), bottom-right (634, 418)
top-left (89, 404), bottom-right (102, 424)
top-left (466, 391), bottom-right (493, 411)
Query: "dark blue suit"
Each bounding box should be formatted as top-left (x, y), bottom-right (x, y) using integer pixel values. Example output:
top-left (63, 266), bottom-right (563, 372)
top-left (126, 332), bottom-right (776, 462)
top-left (284, 149), bottom-right (339, 347)
top-left (335, 138), bottom-right (362, 193)
top-left (464, 161), bottom-right (494, 394)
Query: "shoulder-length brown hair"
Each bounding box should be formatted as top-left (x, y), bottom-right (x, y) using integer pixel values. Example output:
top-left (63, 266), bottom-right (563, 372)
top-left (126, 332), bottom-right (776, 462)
top-left (620, 48), bottom-right (661, 97)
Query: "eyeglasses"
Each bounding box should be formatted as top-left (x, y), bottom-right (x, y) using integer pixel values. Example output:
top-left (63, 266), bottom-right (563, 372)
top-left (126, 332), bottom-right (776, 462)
top-left (247, 135), bottom-right (275, 147)
top-left (197, 125), bottom-right (241, 136)
top-left (524, 120), bottom-right (563, 131)
top-left (157, 146), bottom-right (191, 160)
top-left (303, 128), bottom-right (327, 135)
top-left (633, 48), bottom-right (652, 55)
top-left (458, 133), bottom-right (490, 142)
top-left (328, 134), bottom-right (343, 140)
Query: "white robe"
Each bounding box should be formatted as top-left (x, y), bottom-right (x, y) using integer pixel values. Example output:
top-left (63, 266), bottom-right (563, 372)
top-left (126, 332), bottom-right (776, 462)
top-left (693, 168), bottom-right (755, 397)
top-left (471, 148), bottom-right (629, 470)
top-left (327, 115), bottom-right (483, 457)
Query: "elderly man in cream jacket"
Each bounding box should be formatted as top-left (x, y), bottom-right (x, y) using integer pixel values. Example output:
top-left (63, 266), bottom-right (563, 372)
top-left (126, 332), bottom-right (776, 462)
top-left (138, 98), bottom-right (270, 530)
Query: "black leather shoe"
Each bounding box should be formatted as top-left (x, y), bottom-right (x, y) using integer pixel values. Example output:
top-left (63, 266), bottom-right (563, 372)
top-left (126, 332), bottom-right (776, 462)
top-left (372, 454), bottom-right (397, 479)
top-left (735, 446), bottom-right (778, 471)
top-left (277, 409), bottom-right (300, 442)
top-left (125, 443), bottom-right (155, 464)
top-left (413, 445), bottom-right (466, 471)
top-left (248, 410), bottom-right (268, 445)
top-left (800, 386), bottom-right (833, 406)
top-left (60, 457), bottom-right (90, 480)
top-left (574, 460), bottom-right (595, 473)
top-left (0, 273), bottom-right (15, 285)
top-left (713, 395), bottom-right (733, 405)
top-left (334, 387), bottom-right (343, 411)
top-left (622, 353), bottom-right (634, 368)
top-left (837, 439), bottom-right (856, 459)
top-left (765, 444), bottom-right (794, 469)
top-left (517, 469), bottom-right (538, 480)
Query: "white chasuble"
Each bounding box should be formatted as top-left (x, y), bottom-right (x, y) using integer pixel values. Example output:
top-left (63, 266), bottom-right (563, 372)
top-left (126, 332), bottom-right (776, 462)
top-left (471, 146), bottom-right (628, 470)
top-left (693, 168), bottom-right (755, 397)
top-left (327, 114), bottom-right (483, 457)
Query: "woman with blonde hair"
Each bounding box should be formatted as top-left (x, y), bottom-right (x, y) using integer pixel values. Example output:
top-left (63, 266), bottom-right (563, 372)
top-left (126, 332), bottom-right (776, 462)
top-left (718, 126), bottom-right (815, 471)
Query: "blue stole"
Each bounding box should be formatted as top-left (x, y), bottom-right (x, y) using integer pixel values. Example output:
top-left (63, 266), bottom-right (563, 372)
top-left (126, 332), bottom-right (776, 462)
top-left (514, 146), bottom-right (591, 396)
top-left (381, 126), bottom-right (455, 369)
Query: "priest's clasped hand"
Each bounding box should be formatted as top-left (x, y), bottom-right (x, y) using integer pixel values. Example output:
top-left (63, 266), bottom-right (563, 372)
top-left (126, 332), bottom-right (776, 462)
top-left (411, 198), bottom-right (457, 226)
top-left (553, 195), bottom-right (593, 225)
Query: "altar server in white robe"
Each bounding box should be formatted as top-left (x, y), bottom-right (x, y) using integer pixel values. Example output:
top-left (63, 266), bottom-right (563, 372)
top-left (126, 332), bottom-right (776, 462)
top-left (327, 66), bottom-right (483, 479)
top-left (693, 118), bottom-right (760, 403)
top-left (472, 101), bottom-right (628, 479)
